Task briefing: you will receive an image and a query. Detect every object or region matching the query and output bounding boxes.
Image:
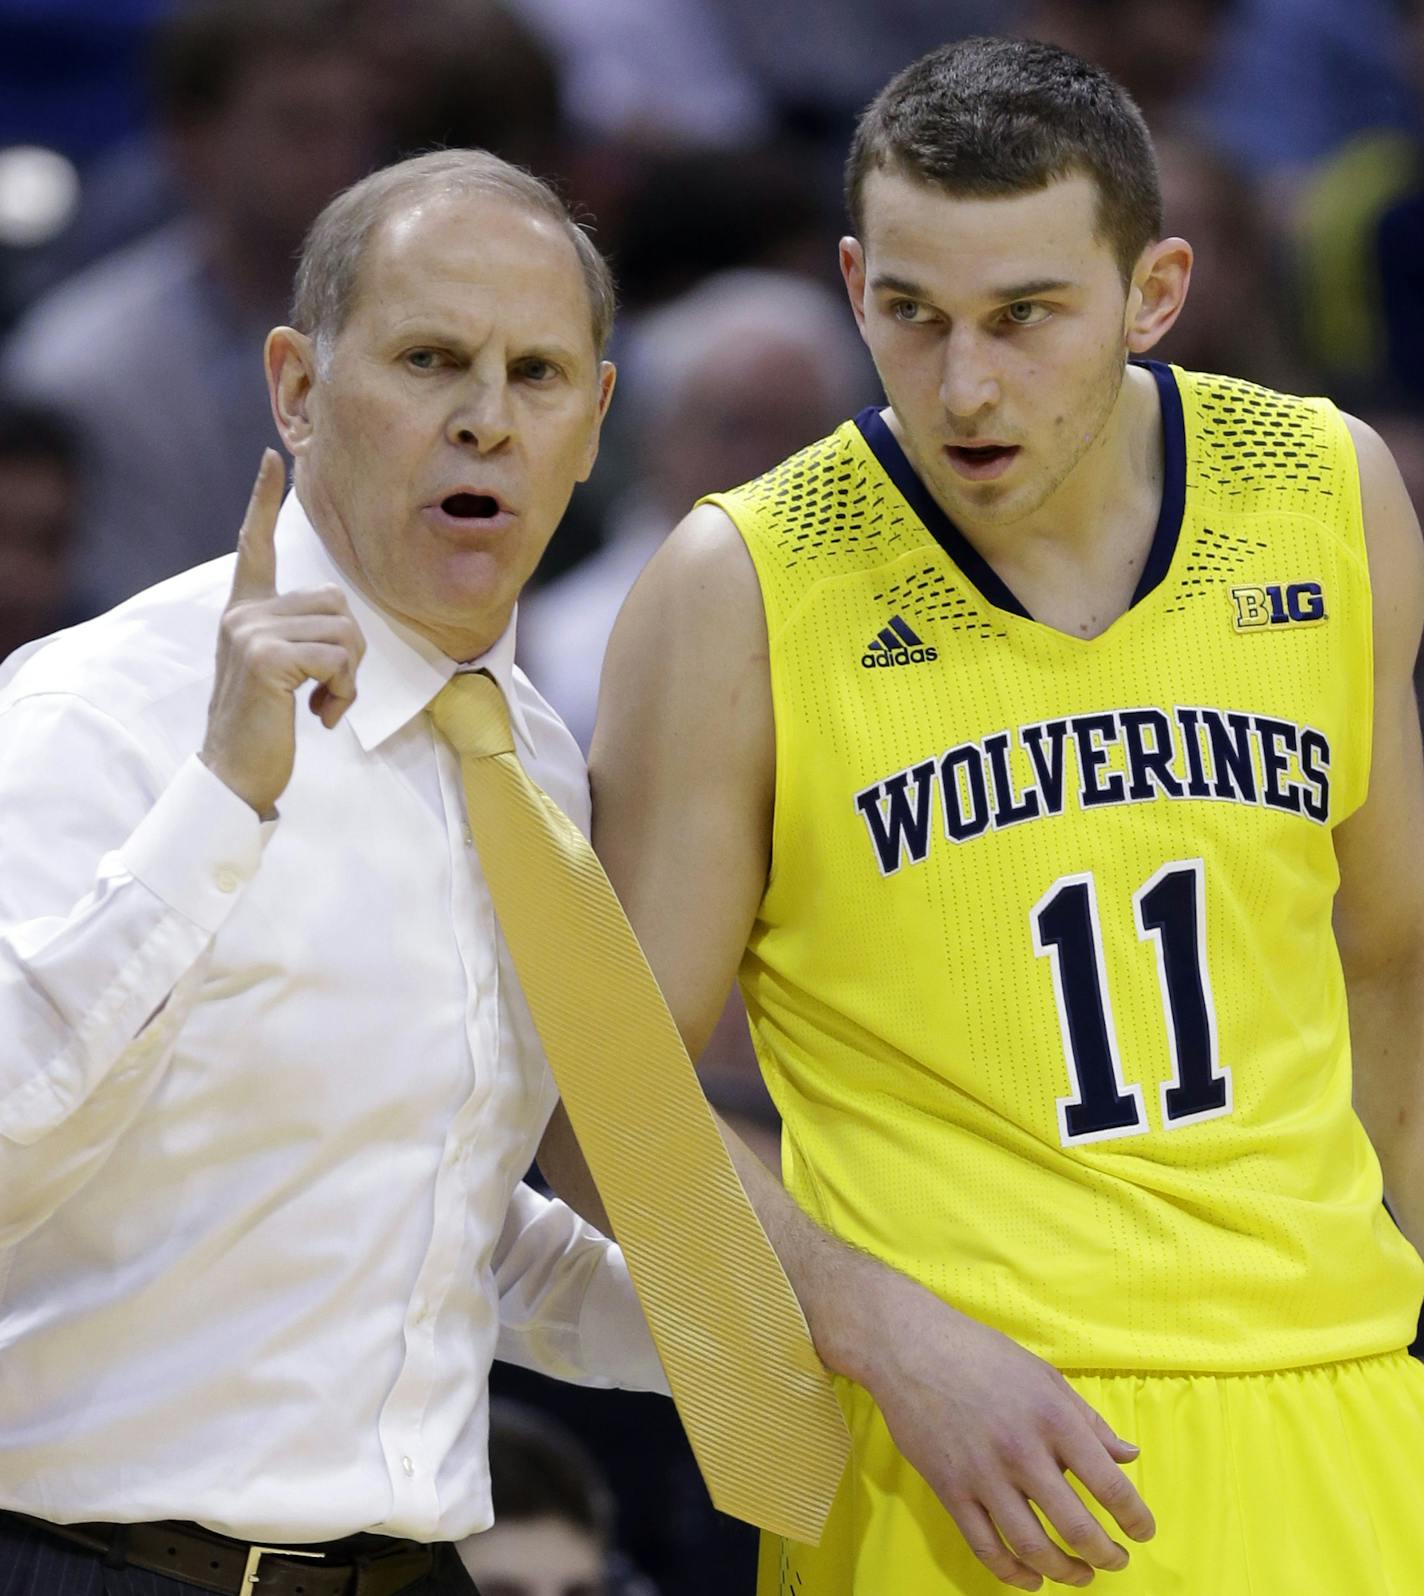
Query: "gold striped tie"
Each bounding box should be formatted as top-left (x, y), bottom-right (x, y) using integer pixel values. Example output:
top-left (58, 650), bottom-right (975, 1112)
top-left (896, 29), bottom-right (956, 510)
top-left (430, 671), bottom-right (848, 1543)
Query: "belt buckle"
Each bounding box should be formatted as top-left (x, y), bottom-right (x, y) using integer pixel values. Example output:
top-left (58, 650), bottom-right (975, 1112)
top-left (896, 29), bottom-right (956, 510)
top-left (241, 1545), bottom-right (325, 1589)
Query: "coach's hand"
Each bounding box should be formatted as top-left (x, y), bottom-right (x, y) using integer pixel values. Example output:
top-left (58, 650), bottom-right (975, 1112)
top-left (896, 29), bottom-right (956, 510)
top-left (862, 1277), bottom-right (1154, 1590)
top-left (200, 449), bottom-right (366, 817)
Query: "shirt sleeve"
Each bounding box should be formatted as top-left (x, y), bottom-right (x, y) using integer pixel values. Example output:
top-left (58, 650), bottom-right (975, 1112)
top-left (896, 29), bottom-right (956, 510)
top-left (491, 1181), bottom-right (670, 1395)
top-left (0, 691), bottom-right (266, 1236)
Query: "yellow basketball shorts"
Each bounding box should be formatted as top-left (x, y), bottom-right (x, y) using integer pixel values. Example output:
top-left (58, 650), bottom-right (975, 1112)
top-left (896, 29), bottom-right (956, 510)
top-left (759, 1350), bottom-right (1424, 1595)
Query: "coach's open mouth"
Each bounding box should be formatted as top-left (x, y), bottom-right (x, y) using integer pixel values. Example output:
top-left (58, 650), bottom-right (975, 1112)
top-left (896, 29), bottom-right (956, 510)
top-left (440, 492), bottom-right (503, 520)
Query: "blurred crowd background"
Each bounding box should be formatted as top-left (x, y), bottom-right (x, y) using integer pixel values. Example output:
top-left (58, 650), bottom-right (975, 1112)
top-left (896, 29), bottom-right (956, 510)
top-left (2, 0), bottom-right (1423, 1590)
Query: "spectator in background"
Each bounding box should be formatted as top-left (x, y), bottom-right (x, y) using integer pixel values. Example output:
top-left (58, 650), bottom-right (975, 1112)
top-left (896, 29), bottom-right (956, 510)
top-left (520, 269), bottom-right (870, 752)
top-left (457, 1402), bottom-right (658, 1596)
top-left (354, 0), bottom-right (565, 175)
top-left (1017, 0), bottom-right (1235, 133)
top-left (1193, 0), bottom-right (1420, 188)
top-left (711, 0), bottom-right (1017, 144)
top-left (0, 397), bottom-right (79, 664)
top-left (506, 0), bottom-right (768, 151)
top-left (0, 0), bottom-right (376, 617)
top-left (607, 147), bottom-right (834, 314)
top-left (0, 3), bottom-right (175, 324)
top-left (1287, 0), bottom-right (1424, 407)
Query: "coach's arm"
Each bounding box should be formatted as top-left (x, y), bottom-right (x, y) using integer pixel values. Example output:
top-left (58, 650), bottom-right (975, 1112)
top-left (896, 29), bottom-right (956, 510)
top-left (1334, 415), bottom-right (1424, 1259)
top-left (580, 503), bottom-right (1154, 1593)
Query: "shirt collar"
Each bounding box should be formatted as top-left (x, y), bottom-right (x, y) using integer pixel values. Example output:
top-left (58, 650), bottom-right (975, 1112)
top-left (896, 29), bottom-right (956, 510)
top-left (272, 490), bottom-right (536, 756)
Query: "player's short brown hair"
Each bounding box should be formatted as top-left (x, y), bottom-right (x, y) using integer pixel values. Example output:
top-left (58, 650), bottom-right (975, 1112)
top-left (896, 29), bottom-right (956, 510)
top-left (846, 37), bottom-right (1163, 285)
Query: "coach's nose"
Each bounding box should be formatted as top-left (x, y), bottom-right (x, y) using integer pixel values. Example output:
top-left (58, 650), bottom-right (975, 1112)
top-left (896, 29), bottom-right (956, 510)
top-left (450, 374), bottom-right (514, 455)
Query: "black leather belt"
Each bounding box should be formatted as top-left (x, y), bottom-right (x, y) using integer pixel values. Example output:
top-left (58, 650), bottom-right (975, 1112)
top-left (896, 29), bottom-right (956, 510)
top-left (1, 1510), bottom-right (441, 1595)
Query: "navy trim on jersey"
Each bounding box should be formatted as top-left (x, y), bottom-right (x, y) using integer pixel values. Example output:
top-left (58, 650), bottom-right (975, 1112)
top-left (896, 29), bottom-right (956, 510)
top-left (1132, 360), bottom-right (1186, 607)
top-left (852, 358), bottom-right (1187, 625)
top-left (853, 405), bottom-right (1032, 619)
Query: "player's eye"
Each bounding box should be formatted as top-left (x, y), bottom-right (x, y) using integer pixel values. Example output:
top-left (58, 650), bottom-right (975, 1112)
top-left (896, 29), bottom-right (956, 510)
top-left (405, 348), bottom-right (446, 370)
top-left (889, 299), bottom-right (929, 324)
top-left (1004, 301), bottom-right (1049, 326)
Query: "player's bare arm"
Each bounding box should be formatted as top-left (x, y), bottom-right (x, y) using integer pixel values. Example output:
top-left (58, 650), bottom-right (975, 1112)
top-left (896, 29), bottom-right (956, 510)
top-left (591, 503), bottom-right (1155, 1592)
top-left (1334, 415), bottom-right (1424, 1254)
top-left (536, 1096), bottom-right (616, 1236)
top-left (199, 449), bottom-right (366, 818)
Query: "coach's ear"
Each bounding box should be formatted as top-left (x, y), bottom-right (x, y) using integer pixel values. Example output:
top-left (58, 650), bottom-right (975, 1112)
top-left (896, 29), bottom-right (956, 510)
top-left (840, 237), bottom-right (870, 340)
top-left (265, 326), bottom-right (319, 456)
top-left (577, 361), bottom-right (618, 483)
top-left (1125, 237), bottom-right (1192, 355)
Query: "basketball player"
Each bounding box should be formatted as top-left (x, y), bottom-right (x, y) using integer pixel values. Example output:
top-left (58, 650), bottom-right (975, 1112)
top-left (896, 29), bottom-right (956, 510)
top-left (586, 37), bottom-right (1424, 1594)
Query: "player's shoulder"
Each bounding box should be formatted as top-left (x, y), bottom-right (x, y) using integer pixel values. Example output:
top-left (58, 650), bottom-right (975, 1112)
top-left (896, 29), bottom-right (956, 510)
top-left (1339, 412), bottom-right (1401, 484)
top-left (703, 415), bottom-right (869, 522)
top-left (600, 498), bottom-right (772, 750)
top-left (616, 415), bottom-right (869, 654)
top-left (1336, 412), bottom-right (1424, 629)
top-left (663, 497), bottom-right (753, 558)
top-left (630, 501), bottom-right (765, 625)
top-left (1335, 409), bottom-right (1416, 541)
top-left (1172, 364), bottom-right (1345, 444)
top-left (1174, 365), bottom-right (1369, 525)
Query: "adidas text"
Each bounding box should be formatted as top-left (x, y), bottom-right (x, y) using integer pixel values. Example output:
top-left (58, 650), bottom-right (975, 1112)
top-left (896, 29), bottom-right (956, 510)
top-left (861, 646), bottom-right (939, 669)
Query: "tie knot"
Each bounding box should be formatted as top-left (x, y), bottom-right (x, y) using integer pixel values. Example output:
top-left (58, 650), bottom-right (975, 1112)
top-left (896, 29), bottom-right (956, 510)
top-left (430, 671), bottom-right (515, 759)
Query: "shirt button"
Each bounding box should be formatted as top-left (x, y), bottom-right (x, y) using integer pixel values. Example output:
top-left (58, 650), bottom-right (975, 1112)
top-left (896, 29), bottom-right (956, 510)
top-left (215, 867), bottom-right (241, 893)
top-left (401, 1455), bottom-right (415, 1477)
top-left (462, 828), bottom-right (474, 848)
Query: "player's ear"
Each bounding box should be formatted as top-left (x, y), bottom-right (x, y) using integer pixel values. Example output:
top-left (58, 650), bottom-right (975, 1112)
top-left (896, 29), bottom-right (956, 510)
top-left (1125, 237), bottom-right (1192, 356)
top-left (840, 237), bottom-right (870, 339)
top-left (266, 327), bottom-right (319, 455)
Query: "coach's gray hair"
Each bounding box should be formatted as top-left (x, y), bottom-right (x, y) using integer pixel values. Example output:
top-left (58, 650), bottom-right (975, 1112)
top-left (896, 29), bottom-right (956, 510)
top-left (291, 150), bottom-right (616, 366)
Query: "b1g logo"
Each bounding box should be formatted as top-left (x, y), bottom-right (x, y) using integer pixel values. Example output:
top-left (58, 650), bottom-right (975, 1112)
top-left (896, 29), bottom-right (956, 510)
top-left (1230, 581), bottom-right (1326, 632)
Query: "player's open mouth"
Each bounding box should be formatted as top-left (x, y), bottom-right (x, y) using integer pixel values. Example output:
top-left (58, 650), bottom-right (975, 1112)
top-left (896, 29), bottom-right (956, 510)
top-left (944, 443), bottom-right (1020, 481)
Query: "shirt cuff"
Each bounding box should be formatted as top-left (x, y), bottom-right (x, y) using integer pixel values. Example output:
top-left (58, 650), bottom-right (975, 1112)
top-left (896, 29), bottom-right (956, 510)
top-left (578, 1244), bottom-right (672, 1397)
top-left (120, 755), bottom-right (269, 934)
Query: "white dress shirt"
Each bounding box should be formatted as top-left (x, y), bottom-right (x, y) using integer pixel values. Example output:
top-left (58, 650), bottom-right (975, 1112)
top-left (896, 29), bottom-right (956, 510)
top-left (0, 493), bottom-right (665, 1544)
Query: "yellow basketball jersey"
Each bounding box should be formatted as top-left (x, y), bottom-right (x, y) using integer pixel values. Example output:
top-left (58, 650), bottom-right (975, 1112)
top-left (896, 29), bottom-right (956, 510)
top-left (704, 362), bottom-right (1424, 1372)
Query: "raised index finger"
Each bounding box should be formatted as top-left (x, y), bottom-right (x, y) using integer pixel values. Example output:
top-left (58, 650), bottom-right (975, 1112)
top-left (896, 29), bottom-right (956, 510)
top-left (229, 448), bottom-right (285, 603)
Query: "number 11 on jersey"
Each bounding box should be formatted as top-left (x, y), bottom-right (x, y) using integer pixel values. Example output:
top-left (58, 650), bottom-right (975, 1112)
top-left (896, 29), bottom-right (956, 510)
top-left (1032, 858), bottom-right (1233, 1148)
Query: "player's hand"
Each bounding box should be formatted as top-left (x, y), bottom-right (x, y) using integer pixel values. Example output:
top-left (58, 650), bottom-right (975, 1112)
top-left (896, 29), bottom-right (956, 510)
top-left (859, 1276), bottom-right (1155, 1590)
top-left (200, 449), bottom-right (366, 817)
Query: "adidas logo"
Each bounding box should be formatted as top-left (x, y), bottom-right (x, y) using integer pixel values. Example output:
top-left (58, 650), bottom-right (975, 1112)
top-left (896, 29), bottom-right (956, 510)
top-left (861, 614), bottom-right (938, 669)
